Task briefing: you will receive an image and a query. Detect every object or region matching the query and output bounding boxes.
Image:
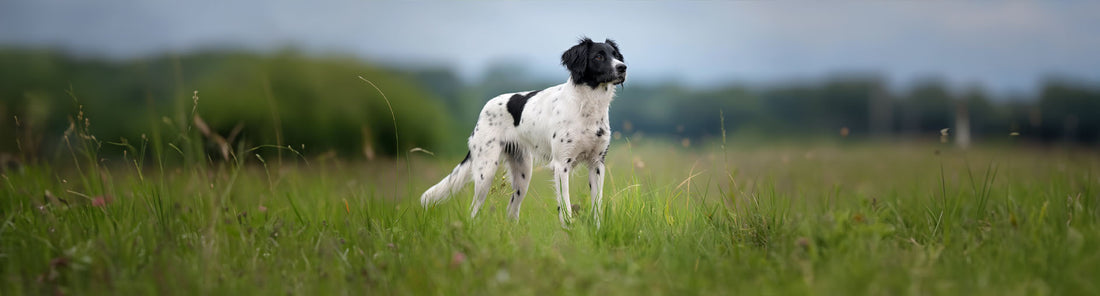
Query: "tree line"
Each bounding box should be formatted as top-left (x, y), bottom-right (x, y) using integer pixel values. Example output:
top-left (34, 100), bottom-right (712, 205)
top-left (2, 49), bottom-right (1097, 163)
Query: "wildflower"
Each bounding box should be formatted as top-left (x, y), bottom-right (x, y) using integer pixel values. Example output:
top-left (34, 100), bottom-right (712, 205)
top-left (450, 252), bottom-right (466, 268)
top-left (92, 195), bottom-right (113, 207)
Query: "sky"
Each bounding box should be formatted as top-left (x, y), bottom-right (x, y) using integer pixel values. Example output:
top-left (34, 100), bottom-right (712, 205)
top-left (2, 1), bottom-right (1099, 97)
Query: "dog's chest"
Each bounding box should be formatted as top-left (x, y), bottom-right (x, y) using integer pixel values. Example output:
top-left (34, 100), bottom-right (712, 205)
top-left (565, 119), bottom-right (610, 163)
top-left (543, 107), bottom-right (610, 164)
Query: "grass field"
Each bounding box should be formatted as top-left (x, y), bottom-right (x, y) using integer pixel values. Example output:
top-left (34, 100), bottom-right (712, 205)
top-left (2, 132), bottom-right (1099, 294)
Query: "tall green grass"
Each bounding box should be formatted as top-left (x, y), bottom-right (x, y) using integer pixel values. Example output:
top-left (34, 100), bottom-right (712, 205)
top-left (1, 90), bottom-right (1098, 295)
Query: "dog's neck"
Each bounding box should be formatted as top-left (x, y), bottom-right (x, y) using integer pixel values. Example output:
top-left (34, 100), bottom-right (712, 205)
top-left (564, 77), bottom-right (616, 114)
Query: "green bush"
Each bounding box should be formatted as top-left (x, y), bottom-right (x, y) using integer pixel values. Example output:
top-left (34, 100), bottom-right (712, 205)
top-left (0, 48), bottom-right (457, 159)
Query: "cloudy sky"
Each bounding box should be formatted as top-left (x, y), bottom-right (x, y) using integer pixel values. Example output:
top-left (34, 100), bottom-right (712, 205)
top-left (2, 1), bottom-right (1098, 96)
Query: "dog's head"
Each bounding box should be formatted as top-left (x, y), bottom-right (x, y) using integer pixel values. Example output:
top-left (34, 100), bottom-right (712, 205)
top-left (561, 38), bottom-right (627, 88)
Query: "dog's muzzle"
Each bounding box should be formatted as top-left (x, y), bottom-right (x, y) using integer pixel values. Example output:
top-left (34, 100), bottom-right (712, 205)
top-left (614, 64), bottom-right (627, 85)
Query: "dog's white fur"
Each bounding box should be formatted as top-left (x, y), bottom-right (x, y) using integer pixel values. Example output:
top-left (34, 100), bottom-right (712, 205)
top-left (421, 48), bottom-right (625, 228)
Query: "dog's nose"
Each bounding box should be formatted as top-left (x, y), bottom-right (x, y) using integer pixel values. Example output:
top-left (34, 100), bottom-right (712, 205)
top-left (616, 64), bottom-right (627, 73)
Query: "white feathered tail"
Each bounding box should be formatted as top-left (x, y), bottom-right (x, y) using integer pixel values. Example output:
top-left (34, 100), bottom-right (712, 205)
top-left (420, 152), bottom-right (472, 207)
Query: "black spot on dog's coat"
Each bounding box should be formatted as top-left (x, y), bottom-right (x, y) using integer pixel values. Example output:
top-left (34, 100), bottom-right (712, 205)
top-left (502, 141), bottom-right (523, 162)
top-left (460, 151), bottom-right (471, 164)
top-left (507, 90), bottom-right (540, 126)
top-left (596, 128), bottom-right (605, 137)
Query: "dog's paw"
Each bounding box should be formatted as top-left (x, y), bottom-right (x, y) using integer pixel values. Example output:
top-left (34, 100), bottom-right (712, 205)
top-left (558, 210), bottom-right (574, 229)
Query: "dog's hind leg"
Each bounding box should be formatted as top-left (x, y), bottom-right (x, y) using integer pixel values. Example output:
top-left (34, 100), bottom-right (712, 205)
top-left (469, 141), bottom-right (501, 219)
top-left (504, 144), bottom-right (533, 220)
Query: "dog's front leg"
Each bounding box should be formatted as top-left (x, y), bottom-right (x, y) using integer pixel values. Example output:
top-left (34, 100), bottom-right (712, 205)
top-left (588, 161), bottom-right (606, 229)
top-left (552, 159), bottom-right (574, 227)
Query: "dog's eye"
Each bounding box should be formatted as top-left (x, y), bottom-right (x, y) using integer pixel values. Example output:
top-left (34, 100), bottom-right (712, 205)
top-left (594, 55), bottom-right (604, 61)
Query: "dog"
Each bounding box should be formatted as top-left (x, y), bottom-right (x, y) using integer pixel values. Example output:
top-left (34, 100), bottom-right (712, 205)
top-left (420, 37), bottom-right (627, 228)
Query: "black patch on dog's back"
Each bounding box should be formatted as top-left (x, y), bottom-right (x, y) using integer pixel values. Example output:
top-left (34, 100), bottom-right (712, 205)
top-left (506, 90), bottom-right (540, 126)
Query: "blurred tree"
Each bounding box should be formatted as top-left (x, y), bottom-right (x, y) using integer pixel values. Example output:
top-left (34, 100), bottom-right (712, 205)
top-left (0, 49), bottom-right (457, 160)
top-left (900, 78), bottom-right (954, 138)
top-left (1037, 80), bottom-right (1100, 143)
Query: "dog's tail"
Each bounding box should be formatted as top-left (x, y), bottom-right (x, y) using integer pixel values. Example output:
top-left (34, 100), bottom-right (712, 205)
top-left (420, 151), bottom-right (473, 207)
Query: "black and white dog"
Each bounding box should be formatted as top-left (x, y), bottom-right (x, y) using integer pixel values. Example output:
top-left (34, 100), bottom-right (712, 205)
top-left (421, 38), bottom-right (626, 228)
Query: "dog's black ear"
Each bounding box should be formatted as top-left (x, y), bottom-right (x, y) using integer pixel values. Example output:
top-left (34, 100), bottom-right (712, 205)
top-left (561, 38), bottom-right (593, 81)
top-left (605, 39), bottom-right (624, 62)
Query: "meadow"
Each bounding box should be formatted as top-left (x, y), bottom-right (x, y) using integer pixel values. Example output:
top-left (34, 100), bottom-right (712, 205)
top-left (2, 116), bottom-right (1098, 295)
